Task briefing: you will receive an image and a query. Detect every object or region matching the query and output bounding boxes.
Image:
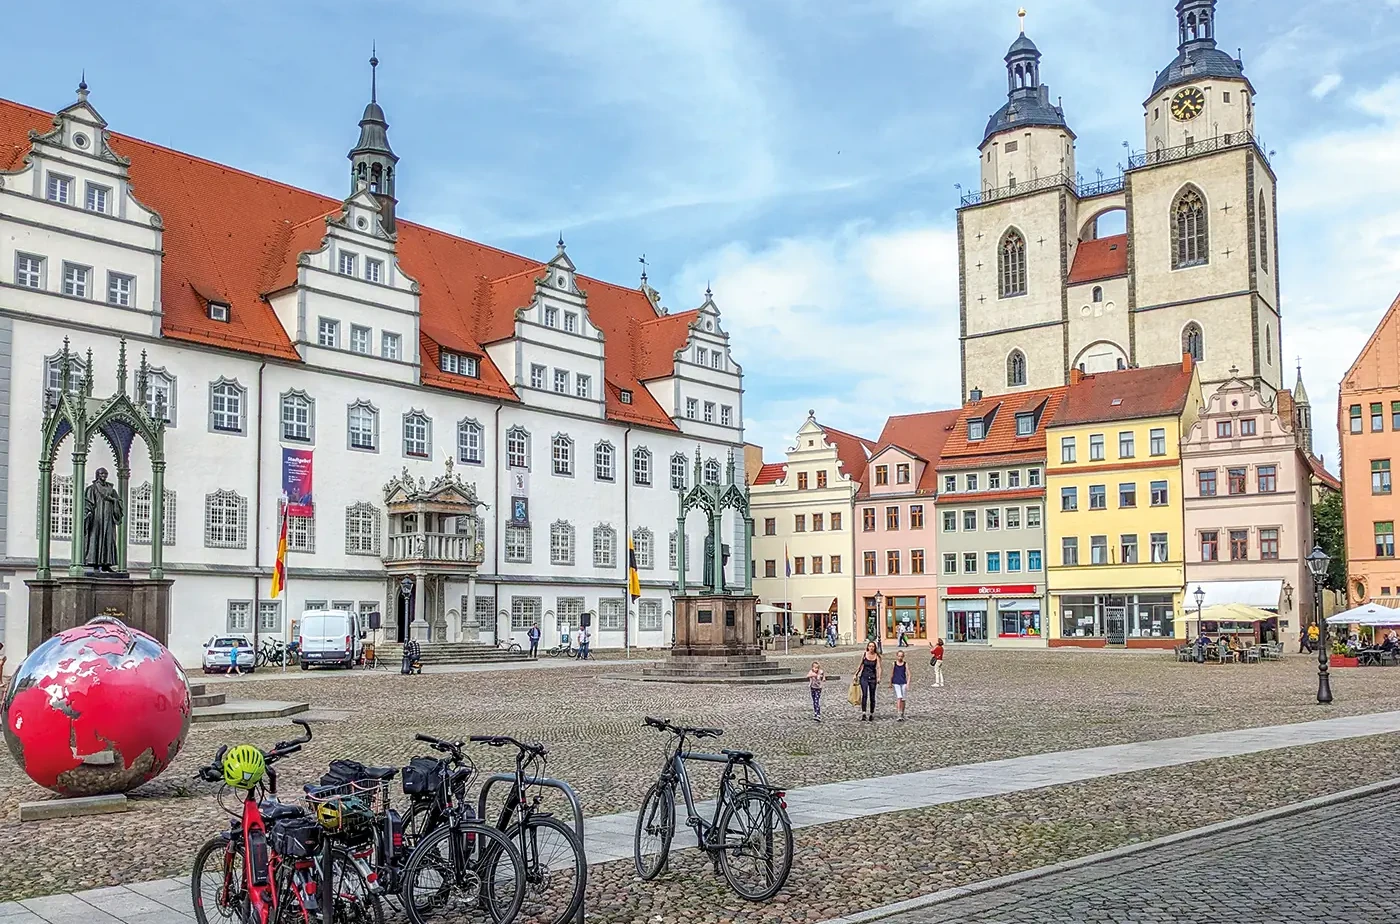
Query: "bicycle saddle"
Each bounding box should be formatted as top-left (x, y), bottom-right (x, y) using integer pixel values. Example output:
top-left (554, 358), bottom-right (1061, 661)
top-left (721, 748), bottom-right (754, 761)
top-left (359, 766), bottom-right (398, 781)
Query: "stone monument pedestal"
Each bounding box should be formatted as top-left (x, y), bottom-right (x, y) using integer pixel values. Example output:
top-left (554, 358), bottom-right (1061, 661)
top-left (639, 594), bottom-right (800, 683)
top-left (26, 575), bottom-right (173, 652)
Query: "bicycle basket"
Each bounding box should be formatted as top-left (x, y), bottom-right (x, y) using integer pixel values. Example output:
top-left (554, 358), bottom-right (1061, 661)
top-left (271, 815), bottom-right (322, 859)
top-left (401, 756), bottom-right (445, 796)
top-left (305, 780), bottom-right (379, 834)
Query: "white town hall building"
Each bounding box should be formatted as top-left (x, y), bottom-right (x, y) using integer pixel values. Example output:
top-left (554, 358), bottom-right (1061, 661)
top-left (0, 69), bottom-right (747, 664)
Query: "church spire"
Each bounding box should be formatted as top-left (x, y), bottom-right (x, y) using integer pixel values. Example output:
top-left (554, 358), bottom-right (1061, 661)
top-left (1293, 361), bottom-right (1313, 455)
top-left (348, 49), bottom-right (400, 232)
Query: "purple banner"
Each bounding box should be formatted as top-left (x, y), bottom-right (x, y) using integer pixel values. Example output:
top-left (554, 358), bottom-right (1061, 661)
top-left (282, 448), bottom-right (314, 516)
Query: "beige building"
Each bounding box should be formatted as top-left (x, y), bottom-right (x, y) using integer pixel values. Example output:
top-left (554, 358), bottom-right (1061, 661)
top-left (959, 1), bottom-right (1281, 405)
top-left (750, 414), bottom-right (874, 640)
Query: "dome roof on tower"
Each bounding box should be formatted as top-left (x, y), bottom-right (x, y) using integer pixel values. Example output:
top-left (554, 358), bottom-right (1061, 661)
top-left (982, 89), bottom-right (1072, 147)
top-left (1150, 45), bottom-right (1249, 99)
top-left (1006, 33), bottom-right (1040, 57)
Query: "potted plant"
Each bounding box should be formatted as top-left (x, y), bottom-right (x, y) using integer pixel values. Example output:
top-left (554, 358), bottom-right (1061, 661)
top-left (1330, 640), bottom-right (1358, 668)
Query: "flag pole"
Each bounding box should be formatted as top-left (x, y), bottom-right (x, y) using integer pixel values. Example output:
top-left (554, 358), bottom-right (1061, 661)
top-left (784, 543), bottom-right (790, 656)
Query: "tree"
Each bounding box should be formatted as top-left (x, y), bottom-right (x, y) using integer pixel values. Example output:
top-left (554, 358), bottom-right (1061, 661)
top-left (1313, 490), bottom-right (1347, 593)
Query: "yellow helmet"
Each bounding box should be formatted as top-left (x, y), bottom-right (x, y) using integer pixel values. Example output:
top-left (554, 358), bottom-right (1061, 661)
top-left (223, 744), bottom-right (266, 790)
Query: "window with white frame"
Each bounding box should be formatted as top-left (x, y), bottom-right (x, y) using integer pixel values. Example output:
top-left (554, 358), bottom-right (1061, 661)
top-left (505, 526), bottom-right (531, 562)
top-left (506, 428), bottom-right (530, 469)
top-left (553, 369), bottom-right (569, 394)
top-left (564, 312), bottom-right (578, 333)
top-left (403, 411), bottom-right (431, 458)
top-left (544, 306), bottom-right (559, 327)
top-left (638, 599), bottom-right (663, 632)
top-left (704, 458), bottom-right (721, 485)
top-left (287, 512), bottom-right (315, 553)
top-left (258, 601), bottom-right (282, 634)
top-left (593, 525), bottom-right (617, 567)
top-left (557, 597), bottom-right (584, 630)
top-left (45, 353), bottom-right (87, 407)
top-left (338, 251), bottom-right (357, 276)
top-left (348, 402), bottom-right (377, 451)
top-left (576, 374), bottom-right (590, 398)
top-left (670, 453), bottom-right (687, 491)
top-left (458, 419), bottom-right (483, 464)
top-left (668, 531), bottom-right (691, 571)
top-left (711, 351), bottom-right (723, 370)
top-left (703, 401), bottom-right (716, 423)
top-left (721, 405), bottom-right (733, 427)
top-left (633, 447), bottom-right (652, 486)
top-left (440, 351), bottom-right (479, 377)
top-left (686, 398), bottom-right (698, 419)
top-left (46, 173), bottom-right (72, 204)
top-left (107, 272), bottom-right (134, 307)
top-left (317, 318), bottom-right (339, 348)
top-left (130, 483), bottom-right (176, 546)
top-left (365, 259), bottom-right (383, 283)
top-left (552, 434), bottom-right (574, 476)
top-left (227, 601), bottom-right (252, 634)
top-left (16, 253), bottom-right (44, 289)
top-left (599, 598), bottom-right (625, 630)
top-left (345, 502), bottom-right (380, 555)
top-left (208, 301), bottom-right (229, 322)
top-left (632, 528), bottom-right (655, 569)
top-left (281, 391), bottom-right (314, 442)
top-left (85, 183), bottom-right (109, 213)
top-left (381, 331), bottom-right (401, 360)
top-left (530, 364), bottom-right (547, 389)
top-left (205, 490), bottom-right (248, 548)
top-left (48, 475), bottom-right (75, 539)
top-left (511, 596), bottom-right (541, 631)
top-left (594, 441), bottom-right (615, 481)
top-left (143, 369), bottom-right (175, 424)
top-left (62, 262), bottom-right (90, 298)
top-left (551, 521), bottom-right (575, 565)
top-left (350, 325), bottom-right (371, 354)
top-left (209, 379), bottom-right (245, 434)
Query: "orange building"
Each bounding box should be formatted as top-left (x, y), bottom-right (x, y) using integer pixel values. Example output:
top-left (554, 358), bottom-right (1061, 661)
top-left (1338, 292), bottom-right (1400, 606)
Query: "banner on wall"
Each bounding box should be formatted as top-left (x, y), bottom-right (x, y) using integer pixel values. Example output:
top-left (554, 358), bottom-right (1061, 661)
top-left (282, 448), bottom-right (314, 516)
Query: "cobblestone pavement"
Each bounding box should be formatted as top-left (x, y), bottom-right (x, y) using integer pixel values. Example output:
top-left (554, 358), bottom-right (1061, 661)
top-left (5, 647), bottom-right (1400, 901)
top-left (875, 789), bottom-right (1400, 924)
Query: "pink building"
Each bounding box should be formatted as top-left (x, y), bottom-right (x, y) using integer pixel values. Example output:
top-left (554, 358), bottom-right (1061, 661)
top-left (1181, 375), bottom-right (1316, 646)
top-left (854, 410), bottom-right (961, 644)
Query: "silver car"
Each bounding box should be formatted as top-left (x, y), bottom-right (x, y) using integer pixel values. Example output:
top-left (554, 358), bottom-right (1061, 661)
top-left (202, 635), bottom-right (256, 673)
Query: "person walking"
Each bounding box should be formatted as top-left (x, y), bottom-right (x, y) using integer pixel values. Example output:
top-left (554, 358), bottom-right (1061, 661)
top-left (856, 641), bottom-right (882, 721)
top-left (890, 650), bottom-right (910, 721)
top-left (402, 637), bottom-right (421, 675)
top-left (577, 626), bottom-right (591, 661)
top-left (806, 660), bottom-right (826, 722)
top-left (229, 640), bottom-right (243, 677)
top-left (896, 624), bottom-right (907, 648)
top-left (930, 637), bottom-right (945, 687)
top-left (527, 622), bottom-right (541, 659)
top-left (1305, 621), bottom-right (1320, 654)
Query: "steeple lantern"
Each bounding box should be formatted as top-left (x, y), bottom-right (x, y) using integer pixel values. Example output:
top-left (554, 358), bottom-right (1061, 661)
top-left (348, 50), bottom-right (400, 234)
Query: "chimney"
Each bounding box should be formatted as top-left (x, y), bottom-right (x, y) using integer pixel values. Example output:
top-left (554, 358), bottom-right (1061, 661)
top-left (969, 387), bottom-right (983, 403)
top-left (1070, 367), bottom-right (1085, 385)
top-left (1182, 351), bottom-right (1194, 374)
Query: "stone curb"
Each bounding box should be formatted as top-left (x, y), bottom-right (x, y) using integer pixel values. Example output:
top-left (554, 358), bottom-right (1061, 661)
top-left (815, 776), bottom-right (1400, 924)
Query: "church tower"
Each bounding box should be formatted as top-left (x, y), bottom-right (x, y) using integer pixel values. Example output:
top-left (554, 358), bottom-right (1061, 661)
top-left (1292, 364), bottom-right (1313, 455)
top-left (348, 51), bottom-right (399, 233)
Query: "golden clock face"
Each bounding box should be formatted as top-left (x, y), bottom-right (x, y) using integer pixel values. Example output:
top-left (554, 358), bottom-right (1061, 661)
top-left (1171, 87), bottom-right (1205, 121)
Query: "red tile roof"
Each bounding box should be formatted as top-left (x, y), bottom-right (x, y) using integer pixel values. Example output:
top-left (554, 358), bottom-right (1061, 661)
top-left (821, 424), bottom-right (878, 488)
top-left (867, 409), bottom-right (964, 493)
top-left (1307, 453), bottom-right (1342, 492)
top-left (1053, 359), bottom-right (1197, 428)
top-left (1067, 234), bottom-right (1128, 285)
top-left (939, 386), bottom-right (1067, 466)
top-left (752, 463), bottom-right (788, 486)
top-left (0, 96), bottom-right (695, 430)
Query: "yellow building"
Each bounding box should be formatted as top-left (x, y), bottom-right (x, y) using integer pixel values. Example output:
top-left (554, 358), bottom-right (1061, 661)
top-left (1047, 358), bottom-right (1203, 649)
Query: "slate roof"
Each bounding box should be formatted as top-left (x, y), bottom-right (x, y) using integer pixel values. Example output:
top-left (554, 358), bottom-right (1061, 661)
top-left (1067, 234), bottom-right (1129, 285)
top-left (982, 84), bottom-right (1072, 147)
top-left (1149, 45), bottom-right (1250, 100)
top-left (1052, 360), bottom-right (1197, 428)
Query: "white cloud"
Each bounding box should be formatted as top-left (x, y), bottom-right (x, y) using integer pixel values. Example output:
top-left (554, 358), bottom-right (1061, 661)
top-left (1310, 74), bottom-right (1343, 99)
top-left (666, 223), bottom-right (961, 457)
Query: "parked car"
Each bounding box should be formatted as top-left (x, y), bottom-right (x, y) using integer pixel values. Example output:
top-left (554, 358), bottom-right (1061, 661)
top-left (298, 610), bottom-right (362, 670)
top-left (202, 636), bottom-right (255, 673)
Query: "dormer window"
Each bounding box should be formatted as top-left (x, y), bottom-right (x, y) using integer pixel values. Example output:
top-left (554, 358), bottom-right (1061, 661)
top-left (46, 174), bottom-right (72, 204)
top-left (620, 390), bottom-right (633, 405)
top-left (338, 251), bottom-right (357, 276)
top-left (545, 306), bottom-right (559, 328)
top-left (85, 183), bottom-right (109, 214)
top-left (439, 350), bottom-right (479, 378)
top-left (564, 312), bottom-right (578, 333)
top-left (968, 419), bottom-right (987, 441)
top-left (207, 300), bottom-right (230, 322)
top-left (1015, 412), bottom-right (1035, 436)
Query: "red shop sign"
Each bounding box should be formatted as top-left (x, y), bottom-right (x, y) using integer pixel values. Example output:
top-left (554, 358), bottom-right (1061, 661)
top-left (945, 584), bottom-right (1037, 597)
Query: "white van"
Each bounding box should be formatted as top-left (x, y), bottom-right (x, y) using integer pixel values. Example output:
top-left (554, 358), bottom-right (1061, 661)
top-left (298, 609), bottom-right (362, 670)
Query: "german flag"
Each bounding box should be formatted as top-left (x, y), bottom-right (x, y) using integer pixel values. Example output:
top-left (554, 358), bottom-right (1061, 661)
top-left (269, 503), bottom-right (289, 598)
top-left (627, 535), bottom-right (641, 601)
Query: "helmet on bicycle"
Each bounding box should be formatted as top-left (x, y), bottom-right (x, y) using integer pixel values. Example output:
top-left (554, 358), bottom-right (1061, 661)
top-left (223, 744), bottom-right (267, 789)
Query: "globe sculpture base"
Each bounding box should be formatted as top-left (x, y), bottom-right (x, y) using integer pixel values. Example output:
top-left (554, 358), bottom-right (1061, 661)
top-left (26, 575), bottom-right (173, 652)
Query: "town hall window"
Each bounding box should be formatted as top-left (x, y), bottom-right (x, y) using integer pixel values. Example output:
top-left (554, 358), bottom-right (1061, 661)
top-left (1007, 349), bottom-right (1026, 387)
top-left (1182, 322), bottom-right (1204, 362)
top-left (998, 229), bottom-right (1027, 298)
top-left (1171, 186), bottom-right (1209, 269)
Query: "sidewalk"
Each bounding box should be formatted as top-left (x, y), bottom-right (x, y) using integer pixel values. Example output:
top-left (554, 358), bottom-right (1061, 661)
top-left (5, 709), bottom-right (1400, 922)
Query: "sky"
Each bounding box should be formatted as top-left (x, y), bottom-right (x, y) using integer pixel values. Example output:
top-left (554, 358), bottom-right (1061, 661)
top-left (5, 0), bottom-right (1399, 469)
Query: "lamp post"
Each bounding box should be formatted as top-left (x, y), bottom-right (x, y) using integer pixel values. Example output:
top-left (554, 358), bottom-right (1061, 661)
top-left (1306, 544), bottom-right (1332, 704)
top-left (873, 591), bottom-right (884, 652)
top-left (1193, 585), bottom-right (1205, 639)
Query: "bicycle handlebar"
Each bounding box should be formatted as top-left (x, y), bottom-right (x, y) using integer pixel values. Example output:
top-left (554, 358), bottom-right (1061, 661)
top-left (469, 734), bottom-right (546, 758)
top-left (196, 720), bottom-right (312, 782)
top-left (415, 733), bottom-right (466, 761)
top-left (643, 716), bottom-right (723, 739)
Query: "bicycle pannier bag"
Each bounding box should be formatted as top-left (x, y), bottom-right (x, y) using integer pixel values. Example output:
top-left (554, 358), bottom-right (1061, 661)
top-left (272, 816), bottom-right (321, 859)
top-left (402, 756), bottom-right (445, 795)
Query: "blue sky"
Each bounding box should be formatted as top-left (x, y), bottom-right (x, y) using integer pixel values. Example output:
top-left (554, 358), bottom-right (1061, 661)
top-left (6, 0), bottom-right (1399, 468)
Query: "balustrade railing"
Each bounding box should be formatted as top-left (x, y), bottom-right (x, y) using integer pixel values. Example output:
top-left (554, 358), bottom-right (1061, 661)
top-left (1127, 132), bottom-right (1269, 170)
top-left (385, 531), bottom-right (481, 564)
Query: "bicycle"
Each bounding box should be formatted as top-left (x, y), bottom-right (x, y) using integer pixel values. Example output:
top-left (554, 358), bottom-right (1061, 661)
top-left (258, 638), bottom-right (291, 669)
top-left (471, 735), bottom-right (586, 924)
top-left (544, 642), bottom-right (575, 659)
top-left (496, 637), bottom-right (522, 653)
top-left (399, 733), bottom-right (527, 924)
top-left (633, 716), bottom-right (793, 901)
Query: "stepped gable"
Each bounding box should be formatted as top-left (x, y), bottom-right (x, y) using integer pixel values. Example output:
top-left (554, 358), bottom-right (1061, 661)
top-left (0, 96), bottom-right (694, 430)
top-left (867, 409), bottom-right (963, 493)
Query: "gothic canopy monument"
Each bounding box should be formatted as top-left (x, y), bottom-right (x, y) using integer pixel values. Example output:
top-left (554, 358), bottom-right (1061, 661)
top-left (27, 340), bottom-right (173, 649)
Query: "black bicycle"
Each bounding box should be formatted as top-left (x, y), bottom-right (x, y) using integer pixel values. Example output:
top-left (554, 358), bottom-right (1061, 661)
top-left (634, 716), bottom-right (793, 901)
top-left (399, 734), bottom-right (526, 924)
top-left (471, 735), bottom-right (586, 924)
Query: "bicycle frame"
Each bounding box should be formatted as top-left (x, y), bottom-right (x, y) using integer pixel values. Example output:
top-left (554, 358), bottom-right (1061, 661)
top-left (663, 741), bottom-right (769, 848)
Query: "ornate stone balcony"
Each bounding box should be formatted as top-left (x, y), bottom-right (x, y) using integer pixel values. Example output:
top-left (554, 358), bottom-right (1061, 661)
top-left (384, 531), bottom-right (483, 566)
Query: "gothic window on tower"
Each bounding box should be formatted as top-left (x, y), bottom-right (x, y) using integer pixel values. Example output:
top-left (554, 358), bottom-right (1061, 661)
top-left (1258, 191), bottom-right (1269, 272)
top-left (1182, 323), bottom-right (1204, 363)
top-left (1007, 350), bottom-right (1027, 387)
top-left (999, 229), bottom-right (1027, 298)
top-left (1171, 187), bottom-right (1209, 269)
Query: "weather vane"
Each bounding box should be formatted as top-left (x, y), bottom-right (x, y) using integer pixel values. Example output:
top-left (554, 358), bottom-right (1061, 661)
top-left (1018, 7), bottom-right (1027, 32)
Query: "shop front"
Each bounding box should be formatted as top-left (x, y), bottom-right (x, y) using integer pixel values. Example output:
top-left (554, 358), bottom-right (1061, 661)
top-left (861, 594), bottom-right (930, 644)
top-left (1052, 592), bottom-right (1180, 648)
top-left (942, 584), bottom-right (1046, 647)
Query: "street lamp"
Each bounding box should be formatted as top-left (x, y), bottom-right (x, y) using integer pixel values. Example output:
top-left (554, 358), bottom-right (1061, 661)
top-left (1306, 544), bottom-right (1332, 704)
top-left (1193, 585), bottom-right (1205, 639)
top-left (873, 591), bottom-right (884, 651)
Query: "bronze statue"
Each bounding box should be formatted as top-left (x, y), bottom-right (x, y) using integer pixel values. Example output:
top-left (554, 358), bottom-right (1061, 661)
top-left (703, 532), bottom-right (731, 594)
top-left (84, 468), bottom-right (124, 572)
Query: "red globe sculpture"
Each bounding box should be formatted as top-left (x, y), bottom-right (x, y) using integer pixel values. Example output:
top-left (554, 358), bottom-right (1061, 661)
top-left (3, 617), bottom-right (192, 797)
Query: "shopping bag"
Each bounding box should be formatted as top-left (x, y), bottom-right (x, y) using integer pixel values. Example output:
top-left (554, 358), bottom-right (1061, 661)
top-left (847, 680), bottom-right (861, 706)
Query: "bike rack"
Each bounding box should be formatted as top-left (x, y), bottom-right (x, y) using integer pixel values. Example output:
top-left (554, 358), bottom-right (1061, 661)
top-left (477, 774), bottom-right (587, 924)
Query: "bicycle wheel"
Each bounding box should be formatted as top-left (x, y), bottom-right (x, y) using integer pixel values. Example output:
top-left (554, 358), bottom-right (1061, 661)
top-left (717, 789), bottom-right (793, 901)
top-left (510, 815), bottom-right (585, 924)
top-left (508, 641), bottom-right (521, 653)
top-left (403, 823), bottom-right (524, 924)
top-left (191, 836), bottom-right (246, 924)
top-left (327, 845), bottom-right (385, 924)
top-left (633, 782), bottom-right (674, 880)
